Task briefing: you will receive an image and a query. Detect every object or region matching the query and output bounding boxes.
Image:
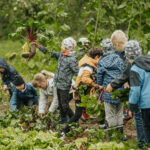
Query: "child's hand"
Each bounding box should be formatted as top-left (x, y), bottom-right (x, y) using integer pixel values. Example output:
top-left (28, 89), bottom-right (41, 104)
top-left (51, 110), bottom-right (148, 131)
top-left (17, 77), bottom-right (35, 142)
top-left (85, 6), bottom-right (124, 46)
top-left (2, 85), bottom-right (8, 91)
top-left (124, 82), bottom-right (130, 89)
top-left (33, 41), bottom-right (41, 48)
top-left (129, 111), bottom-right (133, 118)
top-left (39, 113), bottom-right (45, 117)
top-left (105, 84), bottom-right (113, 93)
top-left (92, 83), bottom-right (102, 89)
top-left (98, 86), bottom-right (104, 90)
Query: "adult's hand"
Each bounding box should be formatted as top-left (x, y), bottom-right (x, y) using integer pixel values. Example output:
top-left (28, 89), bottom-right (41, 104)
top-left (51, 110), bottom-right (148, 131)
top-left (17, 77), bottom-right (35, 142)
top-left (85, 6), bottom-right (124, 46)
top-left (105, 84), bottom-right (113, 93)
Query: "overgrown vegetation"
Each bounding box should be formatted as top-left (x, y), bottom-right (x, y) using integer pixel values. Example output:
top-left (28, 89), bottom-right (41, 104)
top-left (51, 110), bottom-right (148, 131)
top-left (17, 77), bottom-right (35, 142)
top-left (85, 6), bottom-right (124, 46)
top-left (0, 0), bottom-right (150, 53)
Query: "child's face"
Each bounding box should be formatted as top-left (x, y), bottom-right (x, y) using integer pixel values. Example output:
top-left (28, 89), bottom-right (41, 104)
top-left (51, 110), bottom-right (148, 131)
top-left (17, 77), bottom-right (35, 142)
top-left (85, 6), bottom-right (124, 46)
top-left (0, 68), bottom-right (5, 72)
top-left (37, 80), bottom-right (47, 89)
top-left (16, 84), bottom-right (25, 91)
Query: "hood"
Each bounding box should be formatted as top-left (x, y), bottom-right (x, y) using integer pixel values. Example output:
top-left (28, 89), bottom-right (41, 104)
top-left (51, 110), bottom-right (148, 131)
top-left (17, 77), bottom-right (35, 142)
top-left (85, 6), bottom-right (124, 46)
top-left (79, 55), bottom-right (98, 68)
top-left (133, 55), bottom-right (150, 72)
top-left (0, 57), bottom-right (10, 72)
top-left (99, 53), bottom-right (123, 70)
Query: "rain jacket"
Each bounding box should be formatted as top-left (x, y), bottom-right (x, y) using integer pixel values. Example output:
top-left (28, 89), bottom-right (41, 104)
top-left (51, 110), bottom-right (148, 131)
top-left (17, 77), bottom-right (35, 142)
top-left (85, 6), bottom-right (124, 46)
top-left (0, 57), bottom-right (18, 89)
top-left (129, 55), bottom-right (150, 111)
top-left (51, 51), bottom-right (79, 90)
top-left (39, 46), bottom-right (79, 90)
top-left (97, 53), bottom-right (124, 103)
top-left (10, 82), bottom-right (38, 110)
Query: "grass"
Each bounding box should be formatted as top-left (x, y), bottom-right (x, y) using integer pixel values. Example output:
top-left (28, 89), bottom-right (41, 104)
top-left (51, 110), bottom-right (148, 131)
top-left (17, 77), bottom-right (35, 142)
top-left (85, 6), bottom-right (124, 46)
top-left (0, 39), bottom-right (58, 81)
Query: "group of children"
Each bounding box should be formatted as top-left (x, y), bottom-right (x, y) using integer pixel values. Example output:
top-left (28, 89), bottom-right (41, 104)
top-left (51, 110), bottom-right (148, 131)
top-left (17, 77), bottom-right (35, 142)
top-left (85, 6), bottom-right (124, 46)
top-left (0, 30), bottom-right (150, 148)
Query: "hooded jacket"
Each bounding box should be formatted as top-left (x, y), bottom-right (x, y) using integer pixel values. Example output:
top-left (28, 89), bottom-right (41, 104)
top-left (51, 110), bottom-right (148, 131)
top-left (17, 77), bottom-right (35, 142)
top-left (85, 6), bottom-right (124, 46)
top-left (10, 82), bottom-right (38, 110)
top-left (74, 55), bottom-right (98, 87)
top-left (129, 55), bottom-right (150, 111)
top-left (0, 57), bottom-right (18, 89)
top-left (51, 51), bottom-right (79, 90)
top-left (97, 53), bottom-right (124, 103)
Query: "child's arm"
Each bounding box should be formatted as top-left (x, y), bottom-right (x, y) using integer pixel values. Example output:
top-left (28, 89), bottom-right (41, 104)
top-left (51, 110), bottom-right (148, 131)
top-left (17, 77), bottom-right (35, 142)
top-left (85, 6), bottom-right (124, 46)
top-left (48, 87), bottom-right (58, 113)
top-left (34, 41), bottom-right (61, 59)
top-left (10, 90), bottom-right (18, 110)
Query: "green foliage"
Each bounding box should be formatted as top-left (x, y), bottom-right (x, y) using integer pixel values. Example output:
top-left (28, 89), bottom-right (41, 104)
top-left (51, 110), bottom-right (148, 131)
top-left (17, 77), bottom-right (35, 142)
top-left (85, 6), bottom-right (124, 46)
top-left (112, 88), bottom-right (130, 103)
top-left (1, 0), bottom-right (150, 54)
top-left (78, 85), bottom-right (105, 121)
top-left (0, 107), bottom-right (59, 131)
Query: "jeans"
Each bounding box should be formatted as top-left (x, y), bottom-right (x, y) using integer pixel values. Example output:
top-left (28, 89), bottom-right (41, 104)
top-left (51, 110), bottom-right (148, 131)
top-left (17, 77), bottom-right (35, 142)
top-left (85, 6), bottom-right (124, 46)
top-left (141, 109), bottom-right (150, 147)
top-left (133, 108), bottom-right (146, 145)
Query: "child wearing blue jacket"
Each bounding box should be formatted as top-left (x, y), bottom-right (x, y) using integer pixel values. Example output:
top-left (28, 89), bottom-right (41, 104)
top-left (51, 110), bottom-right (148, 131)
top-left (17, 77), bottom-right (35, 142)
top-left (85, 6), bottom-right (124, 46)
top-left (97, 41), bottom-right (124, 132)
top-left (0, 57), bottom-right (19, 97)
top-left (10, 75), bottom-right (38, 110)
top-left (127, 48), bottom-right (150, 148)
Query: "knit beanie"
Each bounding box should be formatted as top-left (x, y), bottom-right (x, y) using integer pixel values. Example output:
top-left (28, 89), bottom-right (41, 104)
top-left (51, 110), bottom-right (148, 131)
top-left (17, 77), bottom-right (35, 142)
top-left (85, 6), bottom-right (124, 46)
top-left (13, 75), bottom-right (25, 86)
top-left (61, 37), bottom-right (76, 51)
top-left (125, 40), bottom-right (142, 60)
top-left (100, 38), bottom-right (114, 53)
top-left (78, 38), bottom-right (89, 46)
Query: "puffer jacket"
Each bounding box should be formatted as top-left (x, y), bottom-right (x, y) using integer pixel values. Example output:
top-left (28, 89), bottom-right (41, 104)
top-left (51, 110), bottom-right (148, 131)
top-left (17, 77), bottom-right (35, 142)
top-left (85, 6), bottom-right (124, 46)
top-left (10, 82), bottom-right (38, 110)
top-left (75, 55), bottom-right (98, 88)
top-left (129, 55), bottom-right (150, 111)
top-left (97, 53), bottom-right (124, 103)
top-left (0, 57), bottom-right (18, 89)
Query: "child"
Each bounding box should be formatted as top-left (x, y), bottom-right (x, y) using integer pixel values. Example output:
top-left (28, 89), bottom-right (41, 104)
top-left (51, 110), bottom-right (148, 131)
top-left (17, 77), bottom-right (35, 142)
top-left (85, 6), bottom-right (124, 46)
top-left (32, 72), bottom-right (58, 116)
top-left (126, 42), bottom-right (150, 148)
top-left (0, 57), bottom-right (19, 97)
top-left (97, 42), bottom-right (124, 132)
top-left (111, 30), bottom-right (128, 63)
top-left (62, 47), bottom-right (103, 135)
top-left (105, 40), bottom-right (146, 148)
top-left (100, 38), bottom-right (115, 53)
top-left (78, 38), bottom-right (90, 56)
top-left (35, 37), bottom-right (78, 124)
top-left (10, 75), bottom-right (38, 110)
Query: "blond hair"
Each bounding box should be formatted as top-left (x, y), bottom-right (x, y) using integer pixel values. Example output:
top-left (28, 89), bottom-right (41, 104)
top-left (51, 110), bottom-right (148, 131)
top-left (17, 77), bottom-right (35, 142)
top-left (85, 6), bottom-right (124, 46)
top-left (32, 73), bottom-right (46, 87)
top-left (32, 70), bottom-right (54, 87)
top-left (111, 30), bottom-right (128, 45)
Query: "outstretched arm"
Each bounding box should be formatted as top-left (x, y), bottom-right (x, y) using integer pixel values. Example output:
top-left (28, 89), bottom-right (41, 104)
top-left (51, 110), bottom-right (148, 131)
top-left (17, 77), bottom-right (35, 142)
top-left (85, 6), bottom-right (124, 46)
top-left (34, 41), bottom-right (61, 59)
